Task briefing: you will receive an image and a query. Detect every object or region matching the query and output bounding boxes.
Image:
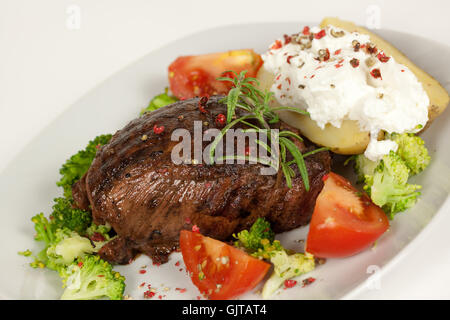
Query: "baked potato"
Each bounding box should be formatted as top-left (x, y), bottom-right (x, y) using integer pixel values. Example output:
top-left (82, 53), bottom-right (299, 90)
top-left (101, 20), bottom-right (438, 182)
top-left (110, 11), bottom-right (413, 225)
top-left (257, 67), bottom-right (372, 154)
top-left (321, 17), bottom-right (449, 127)
top-left (257, 18), bottom-right (449, 155)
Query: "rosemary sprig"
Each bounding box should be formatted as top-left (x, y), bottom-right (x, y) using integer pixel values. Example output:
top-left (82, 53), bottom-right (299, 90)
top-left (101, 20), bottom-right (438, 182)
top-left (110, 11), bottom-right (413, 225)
top-left (211, 70), bottom-right (325, 190)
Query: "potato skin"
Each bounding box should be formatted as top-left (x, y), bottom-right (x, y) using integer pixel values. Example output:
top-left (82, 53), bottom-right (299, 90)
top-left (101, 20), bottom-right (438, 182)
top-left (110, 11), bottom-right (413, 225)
top-left (257, 67), bottom-right (372, 155)
top-left (279, 113), bottom-right (371, 154)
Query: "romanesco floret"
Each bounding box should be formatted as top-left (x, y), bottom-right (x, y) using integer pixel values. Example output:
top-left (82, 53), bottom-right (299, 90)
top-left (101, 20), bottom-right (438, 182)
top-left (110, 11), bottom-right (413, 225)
top-left (140, 88), bottom-right (178, 115)
top-left (50, 197), bottom-right (92, 234)
top-left (364, 151), bottom-right (421, 218)
top-left (387, 133), bottom-right (431, 175)
top-left (57, 134), bottom-right (112, 198)
top-left (60, 255), bottom-right (125, 300)
top-left (234, 218), bottom-right (275, 252)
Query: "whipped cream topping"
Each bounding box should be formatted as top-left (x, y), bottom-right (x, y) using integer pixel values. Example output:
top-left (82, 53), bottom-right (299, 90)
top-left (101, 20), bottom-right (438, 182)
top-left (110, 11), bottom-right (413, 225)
top-left (262, 25), bottom-right (429, 161)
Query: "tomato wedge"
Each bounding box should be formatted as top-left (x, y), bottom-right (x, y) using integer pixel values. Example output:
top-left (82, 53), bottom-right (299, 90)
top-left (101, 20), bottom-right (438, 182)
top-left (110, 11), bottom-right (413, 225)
top-left (168, 49), bottom-right (262, 99)
top-left (179, 230), bottom-right (270, 300)
top-left (306, 172), bottom-right (389, 258)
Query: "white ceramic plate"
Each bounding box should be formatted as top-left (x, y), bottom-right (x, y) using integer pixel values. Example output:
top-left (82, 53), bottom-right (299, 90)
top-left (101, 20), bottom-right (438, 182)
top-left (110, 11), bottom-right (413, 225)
top-left (1, 22), bottom-right (449, 300)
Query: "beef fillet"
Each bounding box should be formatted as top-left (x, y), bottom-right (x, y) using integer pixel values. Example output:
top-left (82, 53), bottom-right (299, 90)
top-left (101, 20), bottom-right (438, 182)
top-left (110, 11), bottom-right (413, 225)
top-left (72, 96), bottom-right (331, 264)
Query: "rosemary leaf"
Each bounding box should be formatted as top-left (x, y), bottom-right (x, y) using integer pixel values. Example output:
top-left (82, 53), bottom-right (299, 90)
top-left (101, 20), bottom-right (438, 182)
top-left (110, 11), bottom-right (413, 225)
top-left (209, 115), bottom-right (255, 164)
top-left (280, 137), bottom-right (309, 191)
top-left (281, 162), bottom-right (293, 188)
top-left (226, 87), bottom-right (241, 123)
top-left (270, 106), bottom-right (309, 116)
top-left (279, 131), bottom-right (304, 142)
top-left (213, 70), bottom-right (325, 190)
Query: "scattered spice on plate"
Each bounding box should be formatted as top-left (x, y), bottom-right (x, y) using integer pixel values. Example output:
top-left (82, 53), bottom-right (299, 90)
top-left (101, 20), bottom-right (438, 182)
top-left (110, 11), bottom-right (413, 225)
top-left (143, 290), bottom-right (156, 299)
top-left (302, 277), bottom-right (316, 287)
top-left (284, 280), bottom-right (297, 289)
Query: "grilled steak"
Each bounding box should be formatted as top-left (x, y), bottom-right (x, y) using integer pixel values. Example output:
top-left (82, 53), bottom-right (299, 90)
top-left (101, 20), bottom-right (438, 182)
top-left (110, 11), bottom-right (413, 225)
top-left (72, 96), bottom-right (331, 264)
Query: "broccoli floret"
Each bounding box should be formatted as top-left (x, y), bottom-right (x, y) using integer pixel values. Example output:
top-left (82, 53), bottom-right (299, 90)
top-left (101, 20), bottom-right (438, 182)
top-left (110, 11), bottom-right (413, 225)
top-left (46, 228), bottom-right (97, 271)
top-left (354, 154), bottom-right (379, 183)
top-left (140, 88), bottom-right (178, 115)
top-left (86, 223), bottom-right (112, 241)
top-left (251, 239), bottom-right (284, 259)
top-left (50, 197), bottom-right (92, 234)
top-left (23, 132), bottom-right (128, 300)
top-left (30, 213), bottom-right (96, 269)
top-left (387, 133), bottom-right (430, 175)
top-left (31, 213), bottom-right (56, 246)
top-left (29, 201), bottom-right (113, 271)
top-left (261, 251), bottom-right (315, 299)
top-left (234, 218), bottom-right (275, 252)
top-left (364, 152), bottom-right (421, 218)
top-left (86, 223), bottom-right (114, 251)
top-left (57, 134), bottom-right (112, 198)
top-left (18, 250), bottom-right (32, 257)
top-left (350, 132), bottom-right (430, 217)
top-left (60, 255), bottom-right (125, 300)
top-left (30, 213), bottom-right (59, 266)
top-left (234, 219), bottom-right (315, 298)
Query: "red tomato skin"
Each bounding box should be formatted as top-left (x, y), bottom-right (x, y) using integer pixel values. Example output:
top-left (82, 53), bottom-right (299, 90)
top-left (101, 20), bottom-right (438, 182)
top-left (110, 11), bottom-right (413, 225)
top-left (168, 63), bottom-right (216, 99)
top-left (168, 50), bottom-right (262, 99)
top-left (179, 230), bottom-right (270, 300)
top-left (306, 172), bottom-right (389, 258)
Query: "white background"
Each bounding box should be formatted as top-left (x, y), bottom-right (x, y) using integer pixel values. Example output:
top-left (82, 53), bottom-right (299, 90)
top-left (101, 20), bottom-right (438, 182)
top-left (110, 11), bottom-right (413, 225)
top-left (1, 0), bottom-right (449, 299)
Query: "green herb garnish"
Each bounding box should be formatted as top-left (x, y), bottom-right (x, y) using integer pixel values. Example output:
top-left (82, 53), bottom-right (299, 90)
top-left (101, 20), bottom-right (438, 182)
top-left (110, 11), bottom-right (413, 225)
top-left (140, 88), bottom-right (178, 115)
top-left (211, 70), bottom-right (326, 190)
top-left (57, 134), bottom-right (112, 198)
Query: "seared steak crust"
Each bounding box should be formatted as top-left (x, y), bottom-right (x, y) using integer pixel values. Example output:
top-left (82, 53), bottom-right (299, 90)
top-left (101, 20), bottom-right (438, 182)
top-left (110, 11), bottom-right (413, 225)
top-left (73, 96), bottom-right (331, 264)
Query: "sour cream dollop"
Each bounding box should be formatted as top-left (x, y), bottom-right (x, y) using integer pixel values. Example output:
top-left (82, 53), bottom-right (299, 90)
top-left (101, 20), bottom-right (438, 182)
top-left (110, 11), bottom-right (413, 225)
top-left (262, 25), bottom-right (429, 161)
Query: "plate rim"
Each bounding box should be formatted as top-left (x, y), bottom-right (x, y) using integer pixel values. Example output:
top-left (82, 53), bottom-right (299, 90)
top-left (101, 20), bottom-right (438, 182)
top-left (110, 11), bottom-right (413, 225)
top-left (2, 22), bottom-right (449, 300)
